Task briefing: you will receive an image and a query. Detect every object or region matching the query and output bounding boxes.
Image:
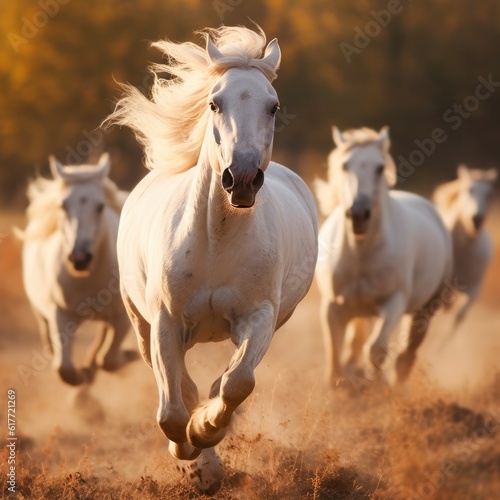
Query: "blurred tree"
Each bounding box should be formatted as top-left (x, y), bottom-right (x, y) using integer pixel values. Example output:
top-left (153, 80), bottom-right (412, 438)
top-left (1, 0), bottom-right (500, 204)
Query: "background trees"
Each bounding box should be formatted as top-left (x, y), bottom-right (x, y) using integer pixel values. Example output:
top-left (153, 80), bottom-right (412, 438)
top-left (1, 0), bottom-right (499, 203)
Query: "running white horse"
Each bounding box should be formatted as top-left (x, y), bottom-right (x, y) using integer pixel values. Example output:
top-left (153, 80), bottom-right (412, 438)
top-left (315, 127), bottom-right (452, 388)
top-left (105, 26), bottom-right (318, 489)
top-left (19, 154), bottom-right (134, 386)
top-left (433, 164), bottom-right (497, 326)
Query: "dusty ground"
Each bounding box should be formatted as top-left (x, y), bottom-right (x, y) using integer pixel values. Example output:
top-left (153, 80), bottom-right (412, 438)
top-left (0, 206), bottom-right (499, 499)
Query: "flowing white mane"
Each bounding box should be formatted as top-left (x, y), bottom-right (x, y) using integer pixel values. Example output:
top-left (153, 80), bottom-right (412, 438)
top-left (315, 127), bottom-right (397, 215)
top-left (20, 173), bottom-right (122, 240)
top-left (105, 26), bottom-right (277, 174)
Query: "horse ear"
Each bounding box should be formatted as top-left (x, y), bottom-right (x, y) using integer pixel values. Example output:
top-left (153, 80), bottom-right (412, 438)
top-left (332, 126), bottom-right (346, 147)
top-left (486, 168), bottom-right (498, 182)
top-left (96, 153), bottom-right (110, 177)
top-left (378, 126), bottom-right (390, 146)
top-left (262, 38), bottom-right (281, 72)
top-left (457, 164), bottom-right (469, 179)
top-left (206, 36), bottom-right (224, 63)
top-left (49, 156), bottom-right (65, 180)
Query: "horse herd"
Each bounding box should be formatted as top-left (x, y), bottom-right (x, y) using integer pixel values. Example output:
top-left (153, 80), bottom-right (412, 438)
top-left (16, 26), bottom-right (496, 489)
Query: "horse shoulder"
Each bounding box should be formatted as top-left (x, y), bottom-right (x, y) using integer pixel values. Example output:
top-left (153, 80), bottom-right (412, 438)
top-left (266, 162), bottom-right (318, 229)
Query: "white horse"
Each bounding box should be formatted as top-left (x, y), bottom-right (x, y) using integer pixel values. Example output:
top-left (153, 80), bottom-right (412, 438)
top-left (105, 26), bottom-right (318, 489)
top-left (19, 154), bottom-right (134, 386)
top-left (315, 127), bottom-right (452, 387)
top-left (433, 164), bottom-right (497, 326)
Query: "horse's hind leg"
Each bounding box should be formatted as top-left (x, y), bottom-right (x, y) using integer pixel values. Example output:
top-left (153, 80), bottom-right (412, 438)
top-left (99, 314), bottom-right (137, 371)
top-left (123, 293), bottom-right (152, 367)
top-left (454, 284), bottom-right (480, 326)
top-left (395, 298), bottom-right (436, 383)
top-left (187, 302), bottom-right (275, 449)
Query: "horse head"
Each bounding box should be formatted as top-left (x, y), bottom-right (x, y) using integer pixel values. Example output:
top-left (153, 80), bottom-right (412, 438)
top-left (332, 126), bottom-right (396, 236)
top-left (456, 165), bottom-right (497, 234)
top-left (50, 153), bottom-right (111, 274)
top-left (205, 37), bottom-right (281, 208)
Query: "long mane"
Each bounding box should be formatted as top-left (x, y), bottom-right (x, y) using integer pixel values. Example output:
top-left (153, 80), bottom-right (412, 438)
top-left (432, 179), bottom-right (462, 212)
top-left (19, 174), bottom-right (124, 240)
top-left (315, 127), bottom-right (397, 216)
top-left (104, 26), bottom-right (276, 174)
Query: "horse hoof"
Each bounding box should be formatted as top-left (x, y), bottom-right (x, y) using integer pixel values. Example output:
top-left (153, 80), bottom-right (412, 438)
top-left (169, 441), bottom-right (202, 460)
top-left (58, 367), bottom-right (85, 386)
top-left (101, 349), bottom-right (139, 371)
top-left (180, 450), bottom-right (224, 494)
top-left (395, 352), bottom-right (415, 383)
top-left (186, 416), bottom-right (227, 449)
top-left (81, 366), bottom-right (97, 384)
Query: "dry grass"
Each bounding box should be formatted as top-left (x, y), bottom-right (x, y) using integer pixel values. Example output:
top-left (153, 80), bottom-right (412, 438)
top-left (1, 205), bottom-right (499, 499)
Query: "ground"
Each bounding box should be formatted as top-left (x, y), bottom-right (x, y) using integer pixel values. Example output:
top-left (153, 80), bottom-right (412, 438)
top-left (0, 206), bottom-right (499, 499)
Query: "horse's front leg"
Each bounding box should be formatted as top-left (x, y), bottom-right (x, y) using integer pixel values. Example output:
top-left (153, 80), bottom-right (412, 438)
top-left (365, 292), bottom-right (406, 372)
top-left (454, 283), bottom-right (480, 326)
top-left (48, 308), bottom-right (85, 386)
top-left (187, 301), bottom-right (275, 449)
top-left (151, 308), bottom-right (200, 460)
top-left (320, 298), bottom-right (350, 387)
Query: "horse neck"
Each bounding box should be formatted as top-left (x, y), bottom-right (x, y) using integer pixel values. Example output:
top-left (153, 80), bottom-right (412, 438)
top-left (446, 196), bottom-right (477, 241)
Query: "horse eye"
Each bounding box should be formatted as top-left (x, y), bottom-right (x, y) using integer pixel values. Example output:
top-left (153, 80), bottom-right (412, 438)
top-left (271, 103), bottom-right (280, 116)
top-left (341, 163), bottom-right (348, 172)
top-left (96, 203), bottom-right (105, 213)
top-left (61, 200), bottom-right (68, 212)
top-left (376, 164), bottom-right (384, 176)
top-left (209, 101), bottom-right (218, 113)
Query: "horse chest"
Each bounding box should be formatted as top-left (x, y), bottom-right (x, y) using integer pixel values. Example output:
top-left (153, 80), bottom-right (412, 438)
top-left (333, 259), bottom-right (400, 307)
top-left (162, 247), bottom-right (270, 334)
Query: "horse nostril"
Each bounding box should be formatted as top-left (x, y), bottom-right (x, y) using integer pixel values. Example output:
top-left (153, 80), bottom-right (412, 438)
top-left (221, 168), bottom-right (234, 191)
top-left (472, 215), bottom-right (484, 229)
top-left (364, 209), bottom-right (371, 221)
top-left (252, 168), bottom-right (264, 190)
top-left (70, 250), bottom-right (93, 270)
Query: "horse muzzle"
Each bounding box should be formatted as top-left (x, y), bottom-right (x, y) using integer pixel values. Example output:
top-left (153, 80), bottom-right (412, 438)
top-left (346, 196), bottom-right (372, 235)
top-left (472, 214), bottom-right (484, 231)
top-left (69, 249), bottom-right (93, 271)
top-left (221, 167), bottom-right (264, 208)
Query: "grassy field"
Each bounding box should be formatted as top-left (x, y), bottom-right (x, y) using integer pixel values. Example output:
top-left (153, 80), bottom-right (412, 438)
top-left (0, 206), bottom-right (499, 499)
